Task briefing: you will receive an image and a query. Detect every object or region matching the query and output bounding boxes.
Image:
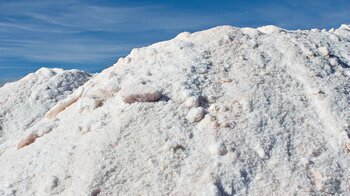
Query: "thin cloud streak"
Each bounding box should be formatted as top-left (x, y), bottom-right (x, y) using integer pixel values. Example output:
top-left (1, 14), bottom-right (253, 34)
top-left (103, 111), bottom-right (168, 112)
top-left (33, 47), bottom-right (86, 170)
top-left (0, 0), bottom-right (247, 67)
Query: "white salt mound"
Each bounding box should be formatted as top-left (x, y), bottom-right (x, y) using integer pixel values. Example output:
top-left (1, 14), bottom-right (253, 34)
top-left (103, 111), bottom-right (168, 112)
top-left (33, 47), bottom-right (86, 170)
top-left (0, 25), bottom-right (350, 195)
top-left (0, 68), bottom-right (91, 145)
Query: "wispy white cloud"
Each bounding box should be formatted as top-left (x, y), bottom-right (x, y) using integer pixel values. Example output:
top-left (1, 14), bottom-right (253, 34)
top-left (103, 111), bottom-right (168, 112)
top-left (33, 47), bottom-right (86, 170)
top-left (0, 0), bottom-right (234, 67)
top-left (0, 0), bottom-right (217, 33)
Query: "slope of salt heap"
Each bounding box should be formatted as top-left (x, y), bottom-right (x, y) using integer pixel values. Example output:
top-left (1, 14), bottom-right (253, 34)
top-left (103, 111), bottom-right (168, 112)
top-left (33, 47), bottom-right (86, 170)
top-left (0, 25), bottom-right (350, 195)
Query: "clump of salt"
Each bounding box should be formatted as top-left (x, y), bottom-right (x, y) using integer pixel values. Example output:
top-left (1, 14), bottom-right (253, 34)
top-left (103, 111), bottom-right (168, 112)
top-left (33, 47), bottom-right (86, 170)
top-left (119, 83), bottom-right (161, 104)
top-left (17, 133), bottom-right (39, 149)
top-left (318, 47), bottom-right (330, 56)
top-left (186, 107), bottom-right (206, 122)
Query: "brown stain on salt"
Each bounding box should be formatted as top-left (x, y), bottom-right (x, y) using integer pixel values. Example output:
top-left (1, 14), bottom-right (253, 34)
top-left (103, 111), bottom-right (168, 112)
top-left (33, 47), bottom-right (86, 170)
top-left (17, 133), bottom-right (39, 149)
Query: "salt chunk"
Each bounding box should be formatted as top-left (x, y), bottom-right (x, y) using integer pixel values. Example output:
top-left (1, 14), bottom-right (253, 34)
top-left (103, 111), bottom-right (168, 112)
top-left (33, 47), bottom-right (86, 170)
top-left (221, 78), bottom-right (233, 83)
top-left (318, 47), bottom-right (330, 56)
top-left (44, 176), bottom-right (59, 192)
top-left (46, 87), bottom-right (84, 119)
top-left (179, 90), bottom-right (192, 102)
top-left (17, 133), bottom-right (39, 149)
top-left (258, 25), bottom-right (282, 34)
top-left (83, 87), bottom-right (112, 100)
top-left (186, 107), bottom-right (205, 122)
top-left (209, 143), bottom-right (227, 156)
top-left (255, 147), bottom-right (266, 158)
top-left (209, 104), bottom-right (220, 112)
top-left (217, 117), bottom-right (235, 128)
top-left (78, 97), bottom-right (102, 112)
top-left (35, 67), bottom-right (57, 77)
top-left (175, 32), bottom-right (191, 40)
top-left (209, 104), bottom-right (228, 113)
top-left (311, 170), bottom-right (323, 190)
top-left (202, 184), bottom-right (220, 196)
top-left (220, 34), bottom-right (233, 44)
top-left (329, 58), bottom-right (338, 66)
top-left (184, 96), bottom-right (200, 108)
top-left (241, 27), bottom-right (259, 37)
top-left (197, 65), bottom-right (208, 74)
top-left (130, 48), bottom-right (139, 56)
top-left (340, 24), bottom-right (350, 31)
top-left (119, 84), bottom-right (161, 104)
top-left (90, 188), bottom-right (101, 196)
top-left (346, 143), bottom-right (350, 152)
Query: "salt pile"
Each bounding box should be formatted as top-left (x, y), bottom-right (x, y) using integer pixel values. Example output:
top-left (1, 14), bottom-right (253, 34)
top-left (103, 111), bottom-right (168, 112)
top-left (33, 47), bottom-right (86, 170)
top-left (0, 25), bottom-right (350, 195)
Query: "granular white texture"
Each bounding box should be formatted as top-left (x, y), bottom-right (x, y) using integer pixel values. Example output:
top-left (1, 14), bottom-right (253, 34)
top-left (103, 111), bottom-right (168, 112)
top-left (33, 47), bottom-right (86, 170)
top-left (0, 25), bottom-right (350, 195)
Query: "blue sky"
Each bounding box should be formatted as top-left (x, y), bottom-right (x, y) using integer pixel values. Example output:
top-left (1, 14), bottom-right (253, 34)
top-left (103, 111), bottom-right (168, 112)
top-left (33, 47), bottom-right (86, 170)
top-left (0, 0), bottom-right (349, 82)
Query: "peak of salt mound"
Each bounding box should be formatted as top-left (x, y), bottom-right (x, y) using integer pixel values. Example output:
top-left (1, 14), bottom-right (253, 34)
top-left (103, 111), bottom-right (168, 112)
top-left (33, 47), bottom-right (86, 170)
top-left (1, 25), bottom-right (350, 195)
